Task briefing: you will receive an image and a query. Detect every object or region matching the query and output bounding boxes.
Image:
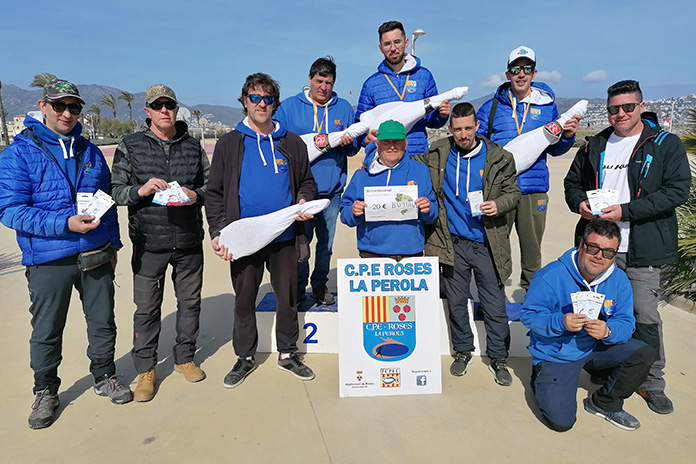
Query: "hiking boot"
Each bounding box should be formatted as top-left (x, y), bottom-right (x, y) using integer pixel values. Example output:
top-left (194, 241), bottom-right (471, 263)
top-left (584, 395), bottom-right (640, 431)
top-left (94, 374), bottom-right (133, 405)
top-left (278, 353), bottom-right (315, 381)
top-left (223, 357), bottom-right (257, 389)
top-left (311, 285), bottom-right (336, 305)
top-left (489, 358), bottom-right (513, 386)
top-left (449, 351), bottom-right (473, 376)
top-left (134, 367), bottom-right (156, 402)
top-left (637, 389), bottom-right (674, 415)
top-left (28, 388), bottom-right (60, 430)
top-left (174, 362), bottom-right (206, 382)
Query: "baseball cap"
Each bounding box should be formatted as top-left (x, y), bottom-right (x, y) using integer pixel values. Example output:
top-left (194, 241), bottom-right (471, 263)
top-left (43, 79), bottom-right (85, 104)
top-left (377, 120), bottom-right (407, 140)
top-left (145, 84), bottom-right (178, 105)
top-left (507, 46), bottom-right (536, 67)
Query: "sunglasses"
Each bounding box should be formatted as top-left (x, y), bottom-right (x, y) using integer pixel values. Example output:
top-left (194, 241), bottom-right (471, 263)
top-left (607, 102), bottom-right (640, 115)
top-left (584, 241), bottom-right (618, 259)
top-left (148, 100), bottom-right (177, 111)
top-left (46, 100), bottom-right (82, 115)
top-left (246, 94), bottom-right (275, 105)
top-left (508, 65), bottom-right (535, 75)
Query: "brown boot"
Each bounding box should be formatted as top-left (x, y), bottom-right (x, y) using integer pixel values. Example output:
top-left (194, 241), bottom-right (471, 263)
top-left (174, 362), bottom-right (206, 382)
top-left (134, 367), bottom-right (156, 402)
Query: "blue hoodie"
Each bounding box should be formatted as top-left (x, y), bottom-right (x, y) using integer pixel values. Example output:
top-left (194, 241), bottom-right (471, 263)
top-left (520, 248), bottom-right (635, 364)
top-left (356, 54), bottom-right (447, 157)
top-left (274, 87), bottom-right (359, 197)
top-left (476, 81), bottom-right (575, 194)
top-left (0, 114), bottom-right (121, 265)
top-left (340, 144), bottom-right (437, 255)
top-left (235, 117), bottom-right (294, 243)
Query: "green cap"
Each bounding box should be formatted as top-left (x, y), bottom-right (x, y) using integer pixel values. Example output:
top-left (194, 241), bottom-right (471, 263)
top-left (43, 79), bottom-right (85, 104)
top-left (376, 120), bottom-right (407, 140)
top-left (145, 84), bottom-right (178, 105)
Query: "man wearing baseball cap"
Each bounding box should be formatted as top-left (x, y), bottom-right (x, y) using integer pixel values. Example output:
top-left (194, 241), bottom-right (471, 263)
top-left (476, 46), bottom-right (581, 292)
top-left (340, 120), bottom-right (437, 258)
top-left (0, 79), bottom-right (132, 429)
top-left (111, 84), bottom-right (210, 402)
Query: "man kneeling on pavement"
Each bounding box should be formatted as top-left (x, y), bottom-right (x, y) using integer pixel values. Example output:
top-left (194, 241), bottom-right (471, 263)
top-left (520, 218), bottom-right (655, 431)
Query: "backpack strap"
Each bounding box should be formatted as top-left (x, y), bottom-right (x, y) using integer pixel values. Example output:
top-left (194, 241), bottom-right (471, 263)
top-left (487, 97), bottom-right (499, 137)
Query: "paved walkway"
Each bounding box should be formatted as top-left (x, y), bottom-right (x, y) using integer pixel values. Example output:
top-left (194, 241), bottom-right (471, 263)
top-left (1, 154), bottom-right (695, 463)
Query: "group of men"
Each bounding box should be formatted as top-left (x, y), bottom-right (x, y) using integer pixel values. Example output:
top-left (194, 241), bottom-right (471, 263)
top-left (0, 19), bottom-right (689, 433)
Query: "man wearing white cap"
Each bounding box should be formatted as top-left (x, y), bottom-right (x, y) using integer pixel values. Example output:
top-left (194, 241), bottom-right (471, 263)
top-left (477, 46), bottom-right (581, 291)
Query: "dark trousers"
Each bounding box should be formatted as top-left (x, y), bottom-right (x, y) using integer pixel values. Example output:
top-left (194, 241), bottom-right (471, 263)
top-left (26, 254), bottom-right (117, 393)
top-left (508, 192), bottom-right (547, 291)
top-left (442, 236), bottom-right (509, 359)
top-left (230, 240), bottom-right (299, 357)
top-left (131, 245), bottom-right (203, 374)
top-left (531, 339), bottom-right (655, 431)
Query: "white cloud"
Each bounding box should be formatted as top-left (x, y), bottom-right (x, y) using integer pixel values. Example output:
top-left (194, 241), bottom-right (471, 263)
top-left (480, 73), bottom-right (506, 89)
top-left (536, 70), bottom-right (563, 83)
top-left (582, 70), bottom-right (609, 83)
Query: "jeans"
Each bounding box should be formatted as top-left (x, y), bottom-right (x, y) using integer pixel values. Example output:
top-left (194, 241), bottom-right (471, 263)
top-left (298, 192), bottom-right (341, 292)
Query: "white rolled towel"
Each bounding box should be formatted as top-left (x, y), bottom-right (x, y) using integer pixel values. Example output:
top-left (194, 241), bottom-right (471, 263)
top-left (504, 99), bottom-right (588, 174)
top-left (218, 199), bottom-right (330, 260)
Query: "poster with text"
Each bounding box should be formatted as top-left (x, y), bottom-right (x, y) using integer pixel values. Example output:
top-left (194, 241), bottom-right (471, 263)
top-left (338, 257), bottom-right (441, 397)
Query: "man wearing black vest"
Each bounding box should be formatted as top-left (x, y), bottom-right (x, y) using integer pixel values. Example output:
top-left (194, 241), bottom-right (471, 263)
top-left (111, 84), bottom-right (210, 402)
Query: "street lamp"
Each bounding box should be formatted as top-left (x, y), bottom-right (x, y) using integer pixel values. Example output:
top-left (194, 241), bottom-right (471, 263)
top-left (411, 29), bottom-right (427, 56)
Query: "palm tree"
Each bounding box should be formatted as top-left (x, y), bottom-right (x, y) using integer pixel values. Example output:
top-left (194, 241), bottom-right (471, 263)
top-left (29, 73), bottom-right (57, 88)
top-left (0, 80), bottom-right (9, 145)
top-left (88, 104), bottom-right (101, 136)
top-left (101, 94), bottom-right (117, 119)
top-left (118, 91), bottom-right (134, 121)
top-left (192, 109), bottom-right (201, 127)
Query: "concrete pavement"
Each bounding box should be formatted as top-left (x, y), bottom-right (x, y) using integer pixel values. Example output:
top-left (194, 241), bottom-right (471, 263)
top-left (1, 153), bottom-right (695, 463)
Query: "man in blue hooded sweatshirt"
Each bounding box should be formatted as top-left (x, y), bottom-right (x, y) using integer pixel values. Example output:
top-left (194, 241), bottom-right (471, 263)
top-left (356, 21), bottom-right (451, 158)
top-left (206, 73), bottom-right (317, 389)
top-left (0, 79), bottom-right (132, 429)
top-left (521, 219), bottom-right (654, 432)
top-left (477, 46), bottom-right (581, 291)
top-left (275, 57), bottom-right (360, 305)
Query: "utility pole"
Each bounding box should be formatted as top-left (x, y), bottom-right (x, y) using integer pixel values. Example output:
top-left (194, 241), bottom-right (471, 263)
top-left (0, 80), bottom-right (10, 146)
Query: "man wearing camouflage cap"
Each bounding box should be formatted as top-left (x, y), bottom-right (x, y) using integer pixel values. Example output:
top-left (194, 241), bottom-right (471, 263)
top-left (0, 79), bottom-right (132, 429)
top-left (111, 84), bottom-right (210, 402)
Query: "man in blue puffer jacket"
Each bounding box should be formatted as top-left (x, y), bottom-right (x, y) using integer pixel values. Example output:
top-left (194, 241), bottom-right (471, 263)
top-left (0, 79), bottom-right (132, 429)
top-left (521, 219), bottom-right (654, 432)
top-left (477, 46), bottom-right (581, 291)
top-left (356, 21), bottom-right (451, 158)
top-left (275, 57), bottom-right (360, 305)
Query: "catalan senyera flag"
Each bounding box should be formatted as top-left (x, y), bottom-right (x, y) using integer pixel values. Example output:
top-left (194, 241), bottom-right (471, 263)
top-left (363, 296), bottom-right (388, 323)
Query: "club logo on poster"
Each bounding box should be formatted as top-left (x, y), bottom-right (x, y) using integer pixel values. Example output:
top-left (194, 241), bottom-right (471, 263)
top-left (363, 296), bottom-right (416, 362)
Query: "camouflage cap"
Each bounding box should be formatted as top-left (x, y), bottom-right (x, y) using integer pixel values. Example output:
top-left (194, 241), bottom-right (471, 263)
top-left (43, 79), bottom-right (85, 104)
top-left (145, 84), bottom-right (178, 105)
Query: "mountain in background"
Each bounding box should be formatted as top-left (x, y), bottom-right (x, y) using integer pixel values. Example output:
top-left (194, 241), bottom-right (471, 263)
top-left (2, 82), bottom-right (694, 133)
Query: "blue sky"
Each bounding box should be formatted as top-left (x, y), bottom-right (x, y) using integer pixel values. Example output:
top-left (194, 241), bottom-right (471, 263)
top-left (2, 0), bottom-right (694, 107)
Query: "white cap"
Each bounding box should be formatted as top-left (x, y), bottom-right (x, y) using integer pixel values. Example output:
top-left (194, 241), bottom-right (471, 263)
top-left (507, 46), bottom-right (536, 67)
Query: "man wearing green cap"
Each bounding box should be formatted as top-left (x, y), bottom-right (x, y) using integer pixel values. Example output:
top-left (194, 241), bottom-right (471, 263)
top-left (340, 120), bottom-right (437, 258)
top-left (0, 78), bottom-right (132, 429)
top-left (111, 84), bottom-right (210, 402)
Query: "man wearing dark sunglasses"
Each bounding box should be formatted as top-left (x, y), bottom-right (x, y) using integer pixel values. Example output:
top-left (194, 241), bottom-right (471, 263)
top-left (111, 84), bottom-right (210, 402)
top-left (275, 57), bottom-right (360, 306)
top-left (206, 73), bottom-right (317, 389)
top-left (477, 46), bottom-right (581, 293)
top-left (521, 219), bottom-right (655, 432)
top-left (0, 79), bottom-right (132, 428)
top-left (565, 80), bottom-right (690, 415)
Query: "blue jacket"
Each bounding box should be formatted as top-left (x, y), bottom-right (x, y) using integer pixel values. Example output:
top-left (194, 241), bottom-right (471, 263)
top-left (0, 114), bottom-right (121, 265)
top-left (477, 82), bottom-right (575, 194)
top-left (340, 144), bottom-right (438, 255)
top-left (520, 248), bottom-right (635, 364)
top-left (275, 88), bottom-right (359, 196)
top-left (356, 54), bottom-right (447, 157)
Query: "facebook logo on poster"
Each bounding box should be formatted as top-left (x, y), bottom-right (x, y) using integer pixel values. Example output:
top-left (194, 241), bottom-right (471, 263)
top-left (416, 375), bottom-right (427, 386)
